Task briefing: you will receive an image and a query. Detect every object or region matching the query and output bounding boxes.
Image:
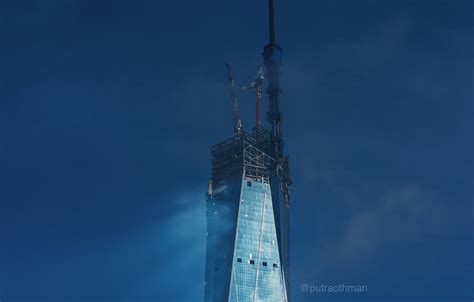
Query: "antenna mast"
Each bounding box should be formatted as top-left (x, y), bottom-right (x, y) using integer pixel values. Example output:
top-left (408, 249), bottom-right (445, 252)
top-left (264, 0), bottom-right (283, 156)
top-left (269, 0), bottom-right (276, 44)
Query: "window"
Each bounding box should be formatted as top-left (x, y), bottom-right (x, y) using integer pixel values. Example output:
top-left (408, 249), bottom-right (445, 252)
top-left (249, 260), bottom-right (255, 265)
top-left (247, 181), bottom-right (252, 187)
top-left (262, 261), bottom-right (267, 267)
top-left (237, 258), bottom-right (242, 263)
top-left (273, 263), bottom-right (278, 268)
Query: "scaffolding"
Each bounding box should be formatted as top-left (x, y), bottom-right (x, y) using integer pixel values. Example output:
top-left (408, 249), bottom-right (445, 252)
top-left (211, 131), bottom-right (275, 187)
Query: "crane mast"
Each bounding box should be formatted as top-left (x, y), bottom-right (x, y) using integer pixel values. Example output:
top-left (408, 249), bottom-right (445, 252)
top-left (225, 62), bottom-right (242, 134)
top-left (238, 65), bottom-right (264, 129)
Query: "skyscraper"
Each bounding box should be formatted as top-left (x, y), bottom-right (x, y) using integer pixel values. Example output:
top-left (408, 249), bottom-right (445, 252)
top-left (204, 1), bottom-right (291, 301)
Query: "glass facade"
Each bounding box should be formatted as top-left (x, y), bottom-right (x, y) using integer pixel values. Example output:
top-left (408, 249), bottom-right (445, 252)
top-left (205, 134), bottom-right (289, 302)
top-left (228, 178), bottom-right (287, 301)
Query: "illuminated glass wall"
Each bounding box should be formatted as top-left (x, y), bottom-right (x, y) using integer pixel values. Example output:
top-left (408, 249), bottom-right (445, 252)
top-left (228, 178), bottom-right (287, 301)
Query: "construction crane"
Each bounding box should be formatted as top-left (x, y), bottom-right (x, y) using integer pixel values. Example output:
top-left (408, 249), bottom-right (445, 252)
top-left (225, 62), bottom-right (242, 134)
top-left (239, 65), bottom-right (265, 128)
top-left (225, 63), bottom-right (265, 133)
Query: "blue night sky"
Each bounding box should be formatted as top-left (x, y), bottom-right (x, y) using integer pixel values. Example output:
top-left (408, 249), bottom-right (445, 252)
top-left (0, 1), bottom-right (473, 301)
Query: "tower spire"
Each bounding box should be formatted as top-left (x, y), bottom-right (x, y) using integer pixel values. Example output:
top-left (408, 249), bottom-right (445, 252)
top-left (269, 0), bottom-right (276, 44)
top-left (264, 0), bottom-right (283, 156)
